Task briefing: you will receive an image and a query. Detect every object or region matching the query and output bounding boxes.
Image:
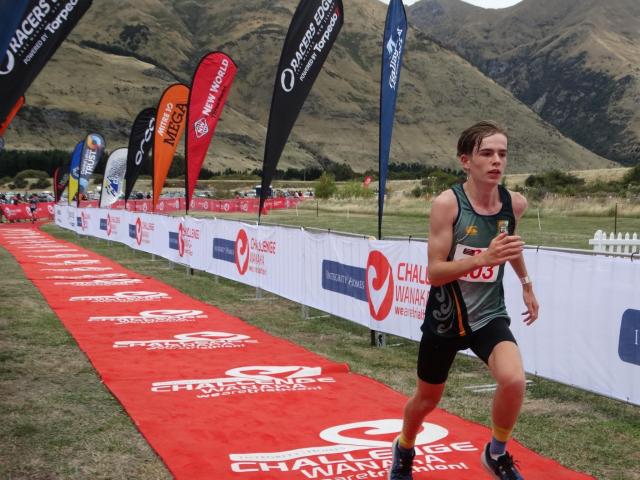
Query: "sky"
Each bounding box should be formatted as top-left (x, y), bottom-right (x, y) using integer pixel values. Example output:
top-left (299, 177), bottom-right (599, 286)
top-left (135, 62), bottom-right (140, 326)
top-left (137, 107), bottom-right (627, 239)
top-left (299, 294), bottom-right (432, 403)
top-left (379, 0), bottom-right (523, 8)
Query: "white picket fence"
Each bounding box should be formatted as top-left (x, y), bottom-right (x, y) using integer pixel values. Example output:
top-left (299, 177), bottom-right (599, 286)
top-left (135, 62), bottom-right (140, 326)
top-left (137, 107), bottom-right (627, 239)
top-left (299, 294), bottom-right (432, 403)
top-left (589, 230), bottom-right (640, 254)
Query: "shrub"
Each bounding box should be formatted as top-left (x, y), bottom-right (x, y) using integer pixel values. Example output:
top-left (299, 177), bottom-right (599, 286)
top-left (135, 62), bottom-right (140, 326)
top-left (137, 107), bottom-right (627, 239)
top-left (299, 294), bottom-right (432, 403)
top-left (336, 181), bottom-right (376, 199)
top-left (314, 172), bottom-right (337, 199)
top-left (32, 178), bottom-right (51, 189)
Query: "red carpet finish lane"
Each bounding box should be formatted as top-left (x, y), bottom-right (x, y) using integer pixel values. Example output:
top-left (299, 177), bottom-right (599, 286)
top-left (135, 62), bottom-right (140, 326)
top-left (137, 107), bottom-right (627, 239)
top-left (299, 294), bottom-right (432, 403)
top-left (0, 224), bottom-right (595, 480)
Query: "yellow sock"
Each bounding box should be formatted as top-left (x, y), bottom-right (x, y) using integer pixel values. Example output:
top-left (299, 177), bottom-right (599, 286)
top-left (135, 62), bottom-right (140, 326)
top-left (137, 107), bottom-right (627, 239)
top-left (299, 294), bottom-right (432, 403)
top-left (398, 432), bottom-right (415, 449)
top-left (492, 425), bottom-right (512, 443)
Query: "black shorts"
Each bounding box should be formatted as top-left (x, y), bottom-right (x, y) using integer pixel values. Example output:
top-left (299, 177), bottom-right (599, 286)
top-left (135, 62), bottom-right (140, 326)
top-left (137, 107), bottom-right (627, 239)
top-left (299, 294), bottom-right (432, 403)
top-left (417, 317), bottom-right (516, 384)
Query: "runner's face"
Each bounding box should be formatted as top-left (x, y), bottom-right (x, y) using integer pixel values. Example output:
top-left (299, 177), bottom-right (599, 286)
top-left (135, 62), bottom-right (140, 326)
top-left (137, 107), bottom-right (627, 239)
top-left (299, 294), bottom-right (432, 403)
top-left (461, 133), bottom-right (508, 186)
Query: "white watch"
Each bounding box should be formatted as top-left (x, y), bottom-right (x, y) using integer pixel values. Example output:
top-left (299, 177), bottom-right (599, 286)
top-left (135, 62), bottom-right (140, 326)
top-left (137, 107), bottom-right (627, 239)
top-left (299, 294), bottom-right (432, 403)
top-left (520, 276), bottom-right (532, 285)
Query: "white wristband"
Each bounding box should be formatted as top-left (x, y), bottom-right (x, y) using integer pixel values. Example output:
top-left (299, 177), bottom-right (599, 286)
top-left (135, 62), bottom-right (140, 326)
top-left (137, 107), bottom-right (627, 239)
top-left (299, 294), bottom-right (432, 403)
top-left (520, 276), bottom-right (532, 285)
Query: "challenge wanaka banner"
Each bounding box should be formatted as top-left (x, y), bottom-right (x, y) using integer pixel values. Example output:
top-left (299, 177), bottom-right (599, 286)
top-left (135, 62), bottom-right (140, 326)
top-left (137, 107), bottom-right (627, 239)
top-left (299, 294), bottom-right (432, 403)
top-left (0, 1), bottom-right (29, 61)
top-left (0, 0), bottom-right (93, 122)
top-left (0, 95), bottom-right (25, 136)
top-left (378, 0), bottom-right (406, 239)
top-left (67, 140), bottom-right (84, 203)
top-left (186, 52), bottom-right (237, 211)
top-left (124, 107), bottom-right (156, 203)
top-left (99, 147), bottom-right (127, 208)
top-left (259, 0), bottom-right (343, 214)
top-left (78, 133), bottom-right (106, 204)
top-left (153, 83), bottom-right (189, 211)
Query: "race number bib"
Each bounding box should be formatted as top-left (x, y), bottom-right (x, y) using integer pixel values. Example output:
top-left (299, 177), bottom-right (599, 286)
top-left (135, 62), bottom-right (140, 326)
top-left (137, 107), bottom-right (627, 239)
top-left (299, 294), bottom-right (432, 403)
top-left (454, 244), bottom-right (499, 283)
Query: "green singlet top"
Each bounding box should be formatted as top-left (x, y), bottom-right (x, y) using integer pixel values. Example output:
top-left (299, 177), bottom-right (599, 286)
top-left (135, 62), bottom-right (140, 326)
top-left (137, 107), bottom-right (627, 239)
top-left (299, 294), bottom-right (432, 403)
top-left (422, 183), bottom-right (516, 338)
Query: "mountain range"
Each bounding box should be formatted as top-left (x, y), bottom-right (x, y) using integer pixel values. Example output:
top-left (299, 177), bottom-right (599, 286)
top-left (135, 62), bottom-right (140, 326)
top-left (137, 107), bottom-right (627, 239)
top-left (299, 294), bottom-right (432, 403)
top-left (409, 0), bottom-right (640, 166)
top-left (3, 0), bottom-right (619, 174)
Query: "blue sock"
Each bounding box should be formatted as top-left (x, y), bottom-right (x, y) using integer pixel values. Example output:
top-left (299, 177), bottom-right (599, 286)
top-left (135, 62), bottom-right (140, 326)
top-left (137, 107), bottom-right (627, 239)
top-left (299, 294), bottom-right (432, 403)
top-left (490, 437), bottom-right (507, 458)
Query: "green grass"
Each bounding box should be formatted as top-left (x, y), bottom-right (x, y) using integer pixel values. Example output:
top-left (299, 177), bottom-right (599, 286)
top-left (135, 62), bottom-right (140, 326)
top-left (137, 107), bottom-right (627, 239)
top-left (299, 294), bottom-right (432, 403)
top-left (1, 216), bottom-right (639, 479)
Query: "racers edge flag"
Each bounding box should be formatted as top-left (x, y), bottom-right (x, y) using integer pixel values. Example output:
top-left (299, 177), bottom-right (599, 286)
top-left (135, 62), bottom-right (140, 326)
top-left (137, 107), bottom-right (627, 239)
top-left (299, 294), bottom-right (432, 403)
top-left (0, 95), bottom-right (25, 136)
top-left (0, 1), bottom-right (29, 61)
top-left (259, 0), bottom-right (343, 215)
top-left (99, 147), bottom-right (127, 208)
top-left (78, 133), bottom-right (106, 205)
top-left (124, 107), bottom-right (156, 203)
top-left (67, 140), bottom-right (84, 203)
top-left (153, 83), bottom-right (189, 211)
top-left (186, 51), bottom-right (237, 211)
top-left (0, 0), bottom-right (93, 122)
top-left (54, 167), bottom-right (69, 202)
top-left (378, 0), bottom-right (406, 239)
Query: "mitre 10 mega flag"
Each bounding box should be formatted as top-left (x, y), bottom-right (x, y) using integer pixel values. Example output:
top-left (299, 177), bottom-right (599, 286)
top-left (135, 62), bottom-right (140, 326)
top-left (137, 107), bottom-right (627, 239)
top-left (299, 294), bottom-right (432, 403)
top-left (378, 0), bottom-right (406, 239)
top-left (78, 133), bottom-right (106, 204)
top-left (0, 0), bottom-right (93, 123)
top-left (124, 107), bottom-right (156, 203)
top-left (67, 140), bottom-right (84, 203)
top-left (259, 0), bottom-right (343, 214)
top-left (186, 52), bottom-right (237, 211)
top-left (99, 147), bottom-right (127, 208)
top-left (154, 83), bottom-right (189, 211)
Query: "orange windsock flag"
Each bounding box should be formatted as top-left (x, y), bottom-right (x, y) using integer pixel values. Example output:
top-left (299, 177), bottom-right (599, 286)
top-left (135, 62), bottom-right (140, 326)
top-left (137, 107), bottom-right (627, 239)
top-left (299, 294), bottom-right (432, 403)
top-left (153, 83), bottom-right (189, 211)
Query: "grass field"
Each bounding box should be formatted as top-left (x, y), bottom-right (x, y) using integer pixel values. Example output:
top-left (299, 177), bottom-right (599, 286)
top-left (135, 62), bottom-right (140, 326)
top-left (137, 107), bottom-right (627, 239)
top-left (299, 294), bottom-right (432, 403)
top-left (1, 208), bottom-right (639, 479)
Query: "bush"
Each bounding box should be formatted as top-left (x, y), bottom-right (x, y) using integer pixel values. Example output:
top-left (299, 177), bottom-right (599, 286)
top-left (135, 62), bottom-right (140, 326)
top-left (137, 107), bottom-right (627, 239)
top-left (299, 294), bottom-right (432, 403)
top-left (32, 178), bottom-right (51, 189)
top-left (314, 172), bottom-right (337, 199)
top-left (336, 181), bottom-right (376, 199)
top-left (12, 177), bottom-right (27, 188)
top-left (15, 169), bottom-right (49, 181)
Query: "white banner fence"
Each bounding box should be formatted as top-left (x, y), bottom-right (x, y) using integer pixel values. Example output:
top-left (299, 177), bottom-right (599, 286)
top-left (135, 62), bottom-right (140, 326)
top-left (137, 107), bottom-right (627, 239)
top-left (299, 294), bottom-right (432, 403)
top-left (55, 205), bottom-right (640, 405)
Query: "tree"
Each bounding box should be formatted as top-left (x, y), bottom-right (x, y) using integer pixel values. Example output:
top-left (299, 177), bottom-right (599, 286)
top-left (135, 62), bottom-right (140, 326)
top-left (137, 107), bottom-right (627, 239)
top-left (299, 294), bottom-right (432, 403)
top-left (314, 172), bottom-right (337, 199)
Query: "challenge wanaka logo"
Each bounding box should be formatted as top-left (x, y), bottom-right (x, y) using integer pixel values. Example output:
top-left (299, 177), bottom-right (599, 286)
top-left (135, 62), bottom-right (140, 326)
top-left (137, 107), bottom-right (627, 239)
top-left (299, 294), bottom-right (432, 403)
top-left (100, 213), bottom-right (116, 236)
top-left (41, 266), bottom-right (113, 272)
top-left (54, 278), bottom-right (143, 287)
top-left (88, 309), bottom-right (207, 325)
top-left (366, 251), bottom-right (395, 321)
top-left (169, 223), bottom-right (199, 257)
top-left (235, 229), bottom-right (249, 274)
top-left (152, 365), bottom-right (336, 398)
top-left (113, 331), bottom-right (257, 350)
top-left (38, 259), bottom-right (100, 266)
top-left (29, 253), bottom-right (88, 259)
top-left (129, 217), bottom-right (154, 246)
top-left (69, 291), bottom-right (170, 303)
top-left (228, 418), bottom-right (474, 477)
top-left (46, 273), bottom-right (128, 280)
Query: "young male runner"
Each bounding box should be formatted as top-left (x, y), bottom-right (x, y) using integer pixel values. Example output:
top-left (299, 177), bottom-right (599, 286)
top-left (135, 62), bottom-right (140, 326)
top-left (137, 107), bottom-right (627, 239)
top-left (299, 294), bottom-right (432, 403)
top-left (389, 121), bottom-right (539, 480)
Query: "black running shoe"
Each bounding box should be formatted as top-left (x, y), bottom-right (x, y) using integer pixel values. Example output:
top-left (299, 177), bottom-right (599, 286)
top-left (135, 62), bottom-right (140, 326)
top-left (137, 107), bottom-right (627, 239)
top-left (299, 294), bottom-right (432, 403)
top-left (388, 436), bottom-right (415, 480)
top-left (481, 443), bottom-right (524, 480)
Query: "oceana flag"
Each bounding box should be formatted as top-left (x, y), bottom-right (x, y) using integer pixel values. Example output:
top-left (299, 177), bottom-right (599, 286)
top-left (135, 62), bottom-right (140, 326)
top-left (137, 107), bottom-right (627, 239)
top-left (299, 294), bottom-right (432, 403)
top-left (78, 133), bottom-right (106, 204)
top-left (67, 140), bottom-right (84, 204)
top-left (124, 107), bottom-right (156, 203)
top-left (259, 0), bottom-right (343, 215)
top-left (99, 147), bottom-right (127, 208)
top-left (153, 83), bottom-right (189, 211)
top-left (0, 0), bottom-right (92, 122)
top-left (186, 52), bottom-right (237, 211)
top-left (379, 0), bottom-right (406, 239)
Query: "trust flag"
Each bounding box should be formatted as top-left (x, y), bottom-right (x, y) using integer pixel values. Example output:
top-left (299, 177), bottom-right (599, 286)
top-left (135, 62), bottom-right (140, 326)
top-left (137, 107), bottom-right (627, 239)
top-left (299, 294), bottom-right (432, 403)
top-left (67, 140), bottom-right (84, 204)
top-left (259, 0), bottom-right (343, 215)
top-left (378, 0), bottom-right (406, 239)
top-left (0, 0), bottom-right (92, 122)
top-left (153, 83), bottom-right (189, 211)
top-left (124, 107), bottom-right (156, 203)
top-left (99, 147), bottom-right (127, 208)
top-left (78, 133), bottom-right (106, 205)
top-left (186, 52), bottom-right (237, 211)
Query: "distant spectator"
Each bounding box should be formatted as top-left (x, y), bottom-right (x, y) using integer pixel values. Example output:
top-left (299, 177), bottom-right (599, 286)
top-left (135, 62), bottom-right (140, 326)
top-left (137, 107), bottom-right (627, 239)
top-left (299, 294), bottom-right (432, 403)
top-left (29, 194), bottom-right (38, 223)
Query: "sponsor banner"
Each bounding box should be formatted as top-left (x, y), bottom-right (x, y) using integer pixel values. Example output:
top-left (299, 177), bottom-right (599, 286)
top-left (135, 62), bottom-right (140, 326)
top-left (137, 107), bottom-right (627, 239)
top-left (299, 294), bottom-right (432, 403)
top-left (126, 211), bottom-right (165, 255)
top-left (0, 0), bottom-right (93, 123)
top-left (153, 83), bottom-right (189, 210)
top-left (78, 133), bottom-right (106, 204)
top-left (259, 0), bottom-right (343, 212)
top-left (67, 140), bottom-right (84, 203)
top-left (99, 147), bottom-right (127, 208)
top-left (53, 166), bottom-right (69, 203)
top-left (207, 220), bottom-right (260, 287)
top-left (186, 52), bottom-right (237, 209)
top-left (378, 0), bottom-right (406, 238)
top-left (96, 209), bottom-right (127, 243)
top-left (124, 107), bottom-right (156, 202)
